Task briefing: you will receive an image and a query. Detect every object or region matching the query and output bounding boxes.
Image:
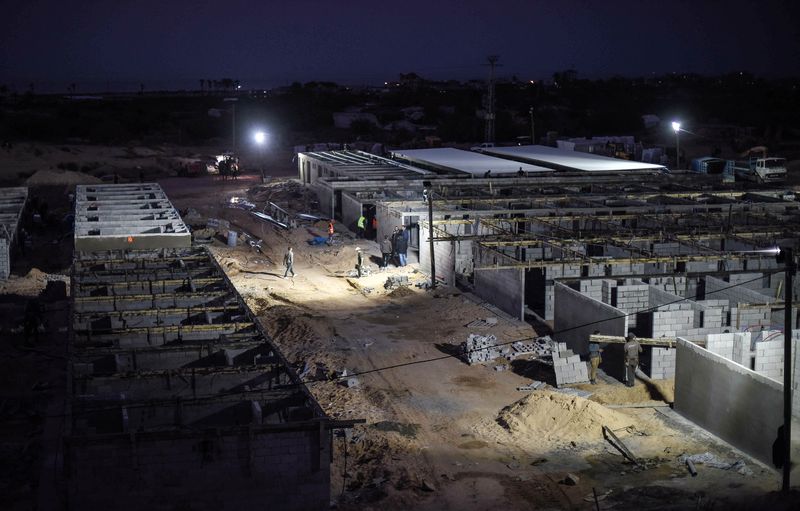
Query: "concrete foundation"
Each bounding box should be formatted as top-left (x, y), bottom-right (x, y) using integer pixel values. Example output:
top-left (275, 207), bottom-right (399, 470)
top-left (74, 184), bottom-right (191, 251)
top-left (65, 247), bottom-right (351, 509)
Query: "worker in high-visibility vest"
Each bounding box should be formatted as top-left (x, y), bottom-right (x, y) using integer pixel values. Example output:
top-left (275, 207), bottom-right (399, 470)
top-left (328, 220), bottom-right (335, 242)
top-left (357, 215), bottom-right (366, 239)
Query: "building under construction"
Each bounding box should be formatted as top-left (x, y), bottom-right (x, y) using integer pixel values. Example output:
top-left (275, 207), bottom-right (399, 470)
top-left (62, 184), bottom-right (352, 510)
top-left (299, 146), bottom-right (800, 468)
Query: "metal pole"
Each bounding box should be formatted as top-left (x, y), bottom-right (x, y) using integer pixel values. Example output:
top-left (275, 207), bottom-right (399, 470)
top-left (232, 103), bottom-right (236, 151)
top-left (529, 107), bottom-right (535, 145)
top-left (675, 130), bottom-right (680, 170)
top-left (783, 248), bottom-right (794, 493)
top-left (428, 190), bottom-right (436, 289)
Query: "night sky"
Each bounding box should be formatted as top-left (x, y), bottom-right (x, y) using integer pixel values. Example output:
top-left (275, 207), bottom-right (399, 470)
top-left (1, 0), bottom-right (799, 92)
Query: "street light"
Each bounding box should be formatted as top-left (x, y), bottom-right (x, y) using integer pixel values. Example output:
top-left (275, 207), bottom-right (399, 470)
top-left (672, 121), bottom-right (681, 170)
top-left (254, 131), bottom-right (266, 145)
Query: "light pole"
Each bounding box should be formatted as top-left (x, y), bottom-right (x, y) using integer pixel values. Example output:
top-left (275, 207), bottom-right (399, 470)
top-left (254, 130), bottom-right (267, 183)
top-left (671, 121), bottom-right (681, 170)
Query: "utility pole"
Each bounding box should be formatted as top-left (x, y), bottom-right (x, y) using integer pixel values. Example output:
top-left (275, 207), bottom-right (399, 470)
top-left (424, 181), bottom-right (436, 289)
top-left (781, 247), bottom-right (795, 493)
top-left (484, 55), bottom-right (500, 145)
top-left (529, 106), bottom-right (535, 145)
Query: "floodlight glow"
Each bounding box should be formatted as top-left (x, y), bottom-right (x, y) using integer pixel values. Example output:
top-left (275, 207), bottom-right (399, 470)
top-left (671, 121), bottom-right (681, 133)
top-left (254, 131), bottom-right (266, 145)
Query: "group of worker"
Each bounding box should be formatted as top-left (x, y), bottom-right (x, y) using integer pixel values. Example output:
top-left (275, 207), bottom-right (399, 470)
top-left (379, 225), bottom-right (409, 270)
top-left (587, 332), bottom-right (641, 387)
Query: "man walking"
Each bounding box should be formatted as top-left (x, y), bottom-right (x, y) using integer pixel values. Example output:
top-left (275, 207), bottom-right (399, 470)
top-left (588, 330), bottom-right (602, 385)
top-left (380, 235), bottom-right (392, 270)
top-left (623, 333), bottom-right (642, 387)
top-left (327, 220), bottom-right (335, 243)
top-left (283, 247), bottom-right (295, 279)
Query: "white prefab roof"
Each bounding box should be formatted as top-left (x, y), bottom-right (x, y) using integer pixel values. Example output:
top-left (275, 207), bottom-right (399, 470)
top-left (391, 148), bottom-right (553, 176)
top-left (483, 145), bottom-right (667, 172)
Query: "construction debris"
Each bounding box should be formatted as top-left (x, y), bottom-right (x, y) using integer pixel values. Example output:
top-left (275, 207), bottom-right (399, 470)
top-left (517, 380), bottom-right (546, 392)
top-left (384, 275), bottom-right (410, 290)
top-left (602, 425), bottom-right (640, 466)
top-left (677, 452), bottom-right (753, 476)
top-left (465, 317), bottom-right (499, 328)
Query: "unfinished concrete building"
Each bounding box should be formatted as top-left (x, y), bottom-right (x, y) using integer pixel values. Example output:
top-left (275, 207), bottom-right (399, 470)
top-left (64, 184), bottom-right (346, 510)
top-left (74, 183), bottom-right (191, 251)
top-left (0, 186), bottom-right (28, 279)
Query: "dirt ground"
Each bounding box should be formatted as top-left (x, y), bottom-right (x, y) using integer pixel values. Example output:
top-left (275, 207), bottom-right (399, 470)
top-left (2, 142), bottom-right (800, 510)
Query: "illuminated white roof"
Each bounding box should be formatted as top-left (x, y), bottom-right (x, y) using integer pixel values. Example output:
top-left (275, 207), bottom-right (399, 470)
top-left (390, 148), bottom-right (552, 175)
top-left (483, 145), bottom-right (667, 172)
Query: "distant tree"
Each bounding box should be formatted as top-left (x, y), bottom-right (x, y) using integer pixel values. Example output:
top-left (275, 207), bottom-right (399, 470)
top-left (199, 79), bottom-right (205, 92)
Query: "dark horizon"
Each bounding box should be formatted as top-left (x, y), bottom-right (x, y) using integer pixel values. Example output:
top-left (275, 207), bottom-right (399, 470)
top-left (2, 0), bottom-right (799, 94)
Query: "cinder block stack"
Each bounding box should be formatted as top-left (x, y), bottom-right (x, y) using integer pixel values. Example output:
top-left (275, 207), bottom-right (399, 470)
top-left (553, 342), bottom-right (589, 386)
top-left (462, 334), bottom-right (501, 365)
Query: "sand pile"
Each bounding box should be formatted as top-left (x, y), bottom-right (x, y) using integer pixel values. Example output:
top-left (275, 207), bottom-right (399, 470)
top-left (496, 390), bottom-right (644, 445)
top-left (0, 268), bottom-right (50, 296)
top-left (387, 286), bottom-right (415, 298)
top-left (25, 169), bottom-right (101, 185)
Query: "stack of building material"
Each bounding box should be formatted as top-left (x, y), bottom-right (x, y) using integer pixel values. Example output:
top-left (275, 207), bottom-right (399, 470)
top-left (461, 334), bottom-right (501, 364)
top-left (553, 342), bottom-right (589, 386)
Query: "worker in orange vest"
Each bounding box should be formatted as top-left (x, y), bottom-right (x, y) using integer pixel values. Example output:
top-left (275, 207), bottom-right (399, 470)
top-left (328, 220), bottom-right (335, 242)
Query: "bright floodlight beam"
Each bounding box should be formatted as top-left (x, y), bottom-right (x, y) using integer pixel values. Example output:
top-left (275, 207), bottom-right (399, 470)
top-left (254, 131), bottom-right (266, 145)
top-left (672, 121), bottom-right (681, 169)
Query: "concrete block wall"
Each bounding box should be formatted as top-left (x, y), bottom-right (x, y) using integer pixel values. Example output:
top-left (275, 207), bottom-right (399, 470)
top-left (706, 275), bottom-right (774, 306)
top-left (473, 244), bottom-right (526, 319)
top-left (647, 276), bottom-right (687, 297)
top-left (66, 429), bottom-right (331, 511)
top-left (614, 281), bottom-right (648, 328)
top-left (341, 193), bottom-right (362, 233)
top-left (732, 332), bottom-right (752, 367)
top-left (732, 306), bottom-right (772, 331)
top-left (651, 306), bottom-right (694, 338)
top-left (553, 282), bottom-right (627, 355)
top-left (543, 264), bottom-right (582, 320)
top-left (0, 238), bottom-right (8, 280)
top-left (706, 333), bottom-right (735, 360)
top-left (419, 224), bottom-right (456, 287)
top-left (646, 346), bottom-right (676, 379)
top-left (579, 279), bottom-right (605, 302)
top-left (601, 279), bottom-right (616, 305)
top-left (553, 342), bottom-right (589, 385)
top-left (675, 338), bottom-right (783, 466)
top-left (754, 339), bottom-right (784, 381)
top-left (310, 182), bottom-right (333, 220)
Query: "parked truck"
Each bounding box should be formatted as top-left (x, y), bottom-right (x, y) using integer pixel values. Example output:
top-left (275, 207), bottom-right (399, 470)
top-left (733, 146), bottom-right (787, 184)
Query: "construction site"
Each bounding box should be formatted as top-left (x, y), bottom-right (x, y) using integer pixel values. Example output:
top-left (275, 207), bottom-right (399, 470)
top-left (1, 141), bottom-right (799, 511)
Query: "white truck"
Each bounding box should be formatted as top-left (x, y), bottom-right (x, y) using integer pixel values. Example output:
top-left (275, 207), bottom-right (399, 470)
top-left (733, 156), bottom-right (787, 184)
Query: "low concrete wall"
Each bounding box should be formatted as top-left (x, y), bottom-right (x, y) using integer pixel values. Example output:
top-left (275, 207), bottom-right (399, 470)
top-left (553, 282), bottom-right (627, 355)
top-left (474, 267), bottom-right (523, 320)
top-left (674, 337), bottom-right (782, 466)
